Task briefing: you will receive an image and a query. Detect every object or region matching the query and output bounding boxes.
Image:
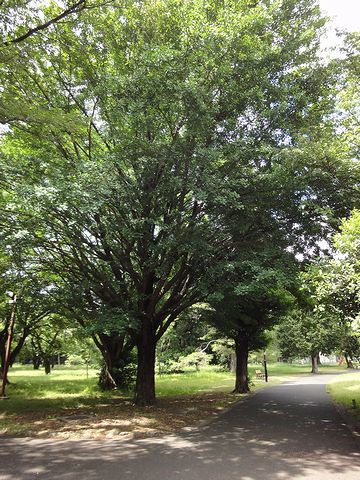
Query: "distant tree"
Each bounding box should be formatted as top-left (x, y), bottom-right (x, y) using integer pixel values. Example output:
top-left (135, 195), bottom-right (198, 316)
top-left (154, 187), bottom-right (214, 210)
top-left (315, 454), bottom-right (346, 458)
top-left (27, 315), bottom-right (68, 374)
top-left (206, 248), bottom-right (296, 393)
top-left (0, 254), bottom-right (59, 377)
top-left (302, 210), bottom-right (360, 368)
top-left (276, 308), bottom-right (343, 373)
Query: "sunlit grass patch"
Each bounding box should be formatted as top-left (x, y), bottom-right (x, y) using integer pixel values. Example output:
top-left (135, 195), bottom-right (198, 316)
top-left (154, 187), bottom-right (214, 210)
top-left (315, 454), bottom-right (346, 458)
top-left (327, 371), bottom-right (360, 420)
top-left (0, 362), bottom-right (348, 438)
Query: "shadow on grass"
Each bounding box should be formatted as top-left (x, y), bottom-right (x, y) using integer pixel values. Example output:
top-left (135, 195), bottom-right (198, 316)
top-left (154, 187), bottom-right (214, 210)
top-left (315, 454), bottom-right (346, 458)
top-left (0, 379), bottom-right (359, 480)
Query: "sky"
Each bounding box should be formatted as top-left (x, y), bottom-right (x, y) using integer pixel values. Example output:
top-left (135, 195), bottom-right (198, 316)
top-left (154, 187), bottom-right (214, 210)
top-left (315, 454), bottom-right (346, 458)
top-left (319, 0), bottom-right (360, 48)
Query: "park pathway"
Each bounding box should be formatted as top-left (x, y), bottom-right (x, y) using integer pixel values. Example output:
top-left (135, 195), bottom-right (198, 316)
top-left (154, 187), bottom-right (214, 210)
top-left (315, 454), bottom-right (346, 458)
top-left (0, 372), bottom-right (359, 480)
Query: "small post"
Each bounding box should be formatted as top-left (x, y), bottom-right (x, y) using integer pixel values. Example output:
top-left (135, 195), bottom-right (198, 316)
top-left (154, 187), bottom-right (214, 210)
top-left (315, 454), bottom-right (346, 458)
top-left (263, 352), bottom-right (268, 383)
top-left (0, 292), bottom-right (17, 399)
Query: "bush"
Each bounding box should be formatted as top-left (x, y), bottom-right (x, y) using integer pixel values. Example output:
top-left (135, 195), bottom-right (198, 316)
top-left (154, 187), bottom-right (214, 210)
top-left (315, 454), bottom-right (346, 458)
top-left (178, 351), bottom-right (213, 371)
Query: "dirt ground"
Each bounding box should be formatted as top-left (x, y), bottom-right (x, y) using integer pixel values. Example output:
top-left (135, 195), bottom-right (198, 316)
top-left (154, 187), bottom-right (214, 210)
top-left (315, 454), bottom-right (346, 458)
top-left (1, 392), bottom-right (238, 440)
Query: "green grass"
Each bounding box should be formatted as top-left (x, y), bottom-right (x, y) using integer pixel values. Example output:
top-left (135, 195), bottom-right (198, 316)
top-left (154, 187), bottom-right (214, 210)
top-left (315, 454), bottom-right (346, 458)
top-left (327, 371), bottom-right (360, 420)
top-left (0, 362), bottom-right (346, 412)
top-left (0, 363), bottom-right (344, 406)
top-left (0, 362), bottom-right (349, 436)
top-left (1, 365), bottom-right (105, 414)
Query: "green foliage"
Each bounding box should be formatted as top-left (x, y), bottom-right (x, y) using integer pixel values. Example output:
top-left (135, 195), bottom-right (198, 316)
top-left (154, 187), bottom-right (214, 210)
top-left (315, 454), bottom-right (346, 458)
top-left (177, 351), bottom-right (212, 371)
top-left (1, 0), bottom-right (358, 403)
top-left (302, 209), bottom-right (360, 363)
top-left (211, 338), bottom-right (235, 369)
top-left (157, 306), bottom-right (210, 366)
top-left (276, 308), bottom-right (342, 359)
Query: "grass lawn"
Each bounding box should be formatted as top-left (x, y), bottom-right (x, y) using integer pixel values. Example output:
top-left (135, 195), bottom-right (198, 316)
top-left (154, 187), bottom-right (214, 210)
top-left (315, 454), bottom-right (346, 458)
top-left (327, 371), bottom-right (360, 420)
top-left (0, 363), bottom-right (348, 439)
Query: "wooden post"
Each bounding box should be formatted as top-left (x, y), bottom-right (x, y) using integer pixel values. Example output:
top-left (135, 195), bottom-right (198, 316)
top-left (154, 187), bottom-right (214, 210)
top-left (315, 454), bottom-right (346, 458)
top-left (263, 352), bottom-right (268, 383)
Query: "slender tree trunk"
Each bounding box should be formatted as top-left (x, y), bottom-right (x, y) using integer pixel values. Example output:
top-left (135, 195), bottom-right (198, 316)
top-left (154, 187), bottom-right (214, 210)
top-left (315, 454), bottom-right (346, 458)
top-left (135, 320), bottom-right (156, 406)
top-left (44, 358), bottom-right (51, 374)
top-left (233, 333), bottom-right (250, 393)
top-left (230, 353), bottom-right (236, 373)
top-left (33, 356), bottom-right (41, 369)
top-left (344, 353), bottom-right (354, 369)
top-left (311, 353), bottom-right (319, 374)
top-left (0, 330), bottom-right (7, 374)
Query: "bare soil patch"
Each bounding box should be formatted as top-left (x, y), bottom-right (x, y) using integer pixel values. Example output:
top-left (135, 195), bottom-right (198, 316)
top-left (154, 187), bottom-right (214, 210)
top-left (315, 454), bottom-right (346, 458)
top-left (1, 392), bottom-right (238, 440)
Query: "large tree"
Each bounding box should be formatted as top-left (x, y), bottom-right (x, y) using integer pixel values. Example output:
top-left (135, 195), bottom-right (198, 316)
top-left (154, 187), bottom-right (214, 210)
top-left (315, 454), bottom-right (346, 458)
top-left (0, 0), bottom-right (357, 405)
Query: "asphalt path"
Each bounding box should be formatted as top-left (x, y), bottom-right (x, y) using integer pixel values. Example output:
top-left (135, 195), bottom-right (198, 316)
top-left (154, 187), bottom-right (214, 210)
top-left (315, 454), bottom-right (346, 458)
top-left (0, 372), bottom-right (359, 480)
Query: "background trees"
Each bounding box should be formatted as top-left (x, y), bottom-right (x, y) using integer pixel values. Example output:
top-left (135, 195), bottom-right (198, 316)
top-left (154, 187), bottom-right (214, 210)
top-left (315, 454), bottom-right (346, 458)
top-left (300, 210), bottom-right (360, 368)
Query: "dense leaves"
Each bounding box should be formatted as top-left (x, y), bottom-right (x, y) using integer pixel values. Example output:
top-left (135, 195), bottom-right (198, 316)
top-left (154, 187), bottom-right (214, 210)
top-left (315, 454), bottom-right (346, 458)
top-left (0, 1), bottom-right (359, 404)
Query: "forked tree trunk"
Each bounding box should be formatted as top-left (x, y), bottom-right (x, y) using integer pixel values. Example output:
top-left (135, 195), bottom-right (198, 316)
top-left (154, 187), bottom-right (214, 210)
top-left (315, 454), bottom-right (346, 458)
top-left (97, 334), bottom-right (134, 390)
top-left (135, 320), bottom-right (156, 406)
top-left (311, 353), bottom-right (319, 374)
top-left (233, 333), bottom-right (250, 394)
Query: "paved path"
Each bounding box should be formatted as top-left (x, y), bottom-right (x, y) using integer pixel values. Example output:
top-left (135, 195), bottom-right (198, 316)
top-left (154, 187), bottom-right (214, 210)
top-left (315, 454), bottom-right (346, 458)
top-left (0, 373), bottom-right (359, 480)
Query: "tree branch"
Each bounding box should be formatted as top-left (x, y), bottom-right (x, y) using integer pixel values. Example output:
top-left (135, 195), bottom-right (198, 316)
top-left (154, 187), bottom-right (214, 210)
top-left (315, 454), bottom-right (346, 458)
top-left (2, 0), bottom-right (87, 46)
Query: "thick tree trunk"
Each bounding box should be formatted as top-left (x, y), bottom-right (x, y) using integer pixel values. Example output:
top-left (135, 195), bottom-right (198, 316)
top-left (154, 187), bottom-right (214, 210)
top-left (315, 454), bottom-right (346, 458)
top-left (311, 353), bottom-right (319, 374)
top-left (233, 333), bottom-right (250, 394)
top-left (135, 320), bottom-right (156, 406)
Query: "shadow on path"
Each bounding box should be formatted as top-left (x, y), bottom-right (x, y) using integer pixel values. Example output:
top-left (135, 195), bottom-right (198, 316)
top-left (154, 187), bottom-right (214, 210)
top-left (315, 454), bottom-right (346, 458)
top-left (0, 373), bottom-right (359, 480)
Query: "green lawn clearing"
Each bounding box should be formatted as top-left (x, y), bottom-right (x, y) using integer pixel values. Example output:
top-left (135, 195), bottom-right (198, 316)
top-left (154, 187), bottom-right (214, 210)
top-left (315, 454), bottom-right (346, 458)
top-left (327, 371), bottom-right (360, 421)
top-left (0, 362), bottom-right (347, 439)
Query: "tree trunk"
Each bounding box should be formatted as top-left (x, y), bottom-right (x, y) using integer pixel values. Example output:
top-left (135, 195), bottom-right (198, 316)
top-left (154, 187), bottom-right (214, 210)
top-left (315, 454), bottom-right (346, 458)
top-left (97, 334), bottom-right (134, 390)
top-left (0, 330), bottom-right (7, 373)
top-left (344, 353), bottom-right (354, 369)
top-left (33, 357), bottom-right (41, 369)
top-left (135, 320), bottom-right (156, 406)
top-left (44, 358), bottom-right (51, 374)
top-left (316, 353), bottom-right (321, 365)
top-left (311, 353), bottom-right (319, 374)
top-left (233, 333), bottom-right (250, 394)
top-left (230, 353), bottom-right (236, 373)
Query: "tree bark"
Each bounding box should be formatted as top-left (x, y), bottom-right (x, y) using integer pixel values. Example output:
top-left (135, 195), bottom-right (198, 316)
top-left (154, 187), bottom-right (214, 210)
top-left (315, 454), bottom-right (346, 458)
top-left (230, 353), bottom-right (236, 373)
top-left (33, 356), bottom-right (41, 369)
top-left (311, 353), bottom-right (319, 374)
top-left (233, 333), bottom-right (250, 393)
top-left (44, 358), bottom-right (51, 374)
top-left (344, 353), bottom-right (354, 369)
top-left (135, 320), bottom-right (156, 406)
